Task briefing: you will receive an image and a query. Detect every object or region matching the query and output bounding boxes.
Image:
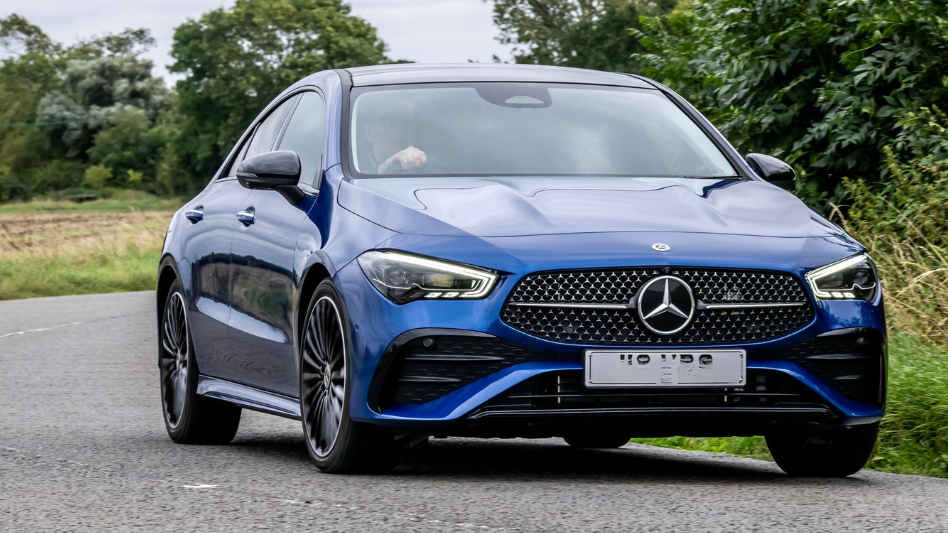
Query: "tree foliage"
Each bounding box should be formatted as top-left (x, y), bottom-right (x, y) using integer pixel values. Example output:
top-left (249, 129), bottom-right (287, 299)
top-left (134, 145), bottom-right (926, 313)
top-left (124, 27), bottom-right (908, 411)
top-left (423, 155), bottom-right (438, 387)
top-left (37, 53), bottom-right (171, 157)
top-left (0, 15), bottom-right (172, 199)
top-left (169, 0), bottom-right (391, 181)
top-left (635, 0), bottom-right (948, 206)
top-left (489, 0), bottom-right (675, 71)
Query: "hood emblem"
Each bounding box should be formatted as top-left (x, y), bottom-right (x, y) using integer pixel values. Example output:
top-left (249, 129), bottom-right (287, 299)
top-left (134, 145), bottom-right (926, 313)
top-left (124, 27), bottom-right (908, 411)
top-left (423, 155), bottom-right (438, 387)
top-left (636, 276), bottom-right (695, 335)
top-left (652, 243), bottom-right (670, 252)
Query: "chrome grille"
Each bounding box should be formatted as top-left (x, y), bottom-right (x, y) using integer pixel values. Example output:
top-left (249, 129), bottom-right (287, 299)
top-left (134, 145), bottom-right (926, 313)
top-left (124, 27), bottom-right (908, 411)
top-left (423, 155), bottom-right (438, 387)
top-left (501, 268), bottom-right (814, 344)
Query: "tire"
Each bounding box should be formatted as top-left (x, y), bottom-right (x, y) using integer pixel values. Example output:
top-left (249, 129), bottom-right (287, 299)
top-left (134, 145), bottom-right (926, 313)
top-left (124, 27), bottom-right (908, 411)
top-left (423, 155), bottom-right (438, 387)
top-left (564, 433), bottom-right (631, 449)
top-left (766, 422), bottom-right (879, 477)
top-left (160, 281), bottom-right (241, 444)
top-left (299, 280), bottom-right (399, 473)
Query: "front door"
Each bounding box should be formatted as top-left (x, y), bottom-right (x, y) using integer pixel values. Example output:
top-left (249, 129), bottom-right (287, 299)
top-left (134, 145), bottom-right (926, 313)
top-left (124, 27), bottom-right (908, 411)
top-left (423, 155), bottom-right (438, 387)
top-left (225, 89), bottom-right (326, 396)
top-left (228, 190), bottom-right (313, 395)
top-left (180, 178), bottom-right (251, 380)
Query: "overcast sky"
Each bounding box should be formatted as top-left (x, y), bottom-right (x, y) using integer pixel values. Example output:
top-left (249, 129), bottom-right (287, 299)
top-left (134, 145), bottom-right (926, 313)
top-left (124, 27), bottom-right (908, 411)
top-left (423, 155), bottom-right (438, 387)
top-left (3, 0), bottom-right (513, 82)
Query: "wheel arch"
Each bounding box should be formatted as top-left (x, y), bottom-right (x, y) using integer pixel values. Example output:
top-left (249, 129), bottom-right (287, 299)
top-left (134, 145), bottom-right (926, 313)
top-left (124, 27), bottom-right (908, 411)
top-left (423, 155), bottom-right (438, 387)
top-left (296, 259), bottom-right (335, 350)
top-left (157, 254), bottom-right (184, 365)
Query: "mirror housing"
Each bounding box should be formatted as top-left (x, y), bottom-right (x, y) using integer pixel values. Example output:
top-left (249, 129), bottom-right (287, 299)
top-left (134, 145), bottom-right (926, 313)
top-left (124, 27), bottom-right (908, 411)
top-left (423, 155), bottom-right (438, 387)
top-left (745, 153), bottom-right (795, 190)
top-left (236, 150), bottom-right (304, 204)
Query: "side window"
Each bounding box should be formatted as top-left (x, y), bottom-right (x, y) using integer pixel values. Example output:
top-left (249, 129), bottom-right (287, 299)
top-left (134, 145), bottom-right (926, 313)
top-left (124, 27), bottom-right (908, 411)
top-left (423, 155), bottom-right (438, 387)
top-left (277, 92), bottom-right (326, 187)
top-left (244, 95), bottom-right (298, 160)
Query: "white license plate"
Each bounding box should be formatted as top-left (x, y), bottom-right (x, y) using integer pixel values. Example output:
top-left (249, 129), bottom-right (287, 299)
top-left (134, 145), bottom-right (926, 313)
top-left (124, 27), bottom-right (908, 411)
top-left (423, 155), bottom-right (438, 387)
top-left (584, 349), bottom-right (746, 388)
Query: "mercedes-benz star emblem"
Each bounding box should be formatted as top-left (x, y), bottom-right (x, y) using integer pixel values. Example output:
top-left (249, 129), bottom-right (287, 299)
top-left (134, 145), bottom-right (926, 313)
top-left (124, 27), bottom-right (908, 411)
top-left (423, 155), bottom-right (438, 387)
top-left (636, 275), bottom-right (696, 335)
top-left (652, 243), bottom-right (670, 252)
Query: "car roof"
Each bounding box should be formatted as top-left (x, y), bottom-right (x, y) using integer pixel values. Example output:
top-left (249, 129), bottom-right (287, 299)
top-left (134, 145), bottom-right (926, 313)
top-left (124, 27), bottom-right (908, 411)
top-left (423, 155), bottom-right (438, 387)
top-left (343, 63), bottom-right (658, 89)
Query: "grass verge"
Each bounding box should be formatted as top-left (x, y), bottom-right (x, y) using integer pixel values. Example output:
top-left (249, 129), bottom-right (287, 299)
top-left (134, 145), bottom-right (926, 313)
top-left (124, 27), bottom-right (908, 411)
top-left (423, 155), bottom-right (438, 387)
top-left (0, 207), bottom-right (172, 300)
top-left (633, 333), bottom-right (948, 477)
top-left (0, 242), bottom-right (163, 300)
top-left (0, 191), bottom-right (184, 214)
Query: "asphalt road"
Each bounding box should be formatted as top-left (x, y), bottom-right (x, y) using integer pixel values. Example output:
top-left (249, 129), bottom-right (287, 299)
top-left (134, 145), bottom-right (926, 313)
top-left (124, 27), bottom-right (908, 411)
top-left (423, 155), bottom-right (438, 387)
top-left (1, 292), bottom-right (947, 532)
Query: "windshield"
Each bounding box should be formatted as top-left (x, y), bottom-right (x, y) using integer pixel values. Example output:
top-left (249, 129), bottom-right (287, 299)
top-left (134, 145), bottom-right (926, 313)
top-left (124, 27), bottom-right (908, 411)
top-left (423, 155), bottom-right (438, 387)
top-left (349, 83), bottom-right (737, 178)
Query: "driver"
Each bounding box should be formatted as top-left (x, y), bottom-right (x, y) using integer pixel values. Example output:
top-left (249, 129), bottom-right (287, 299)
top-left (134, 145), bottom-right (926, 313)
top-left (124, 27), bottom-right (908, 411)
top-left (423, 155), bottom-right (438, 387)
top-left (360, 96), bottom-right (427, 174)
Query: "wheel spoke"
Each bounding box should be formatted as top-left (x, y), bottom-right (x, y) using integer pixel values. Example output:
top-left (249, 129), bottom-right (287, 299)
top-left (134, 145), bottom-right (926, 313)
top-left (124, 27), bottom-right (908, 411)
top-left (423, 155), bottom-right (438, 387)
top-left (302, 379), bottom-right (322, 407)
top-left (161, 335), bottom-right (176, 357)
top-left (319, 395), bottom-right (337, 448)
top-left (331, 382), bottom-right (344, 402)
top-left (309, 391), bottom-right (326, 444)
top-left (318, 310), bottom-right (333, 366)
top-left (175, 308), bottom-right (187, 353)
top-left (170, 370), bottom-right (186, 422)
top-left (162, 316), bottom-right (177, 352)
top-left (301, 367), bottom-right (322, 386)
top-left (304, 324), bottom-right (324, 367)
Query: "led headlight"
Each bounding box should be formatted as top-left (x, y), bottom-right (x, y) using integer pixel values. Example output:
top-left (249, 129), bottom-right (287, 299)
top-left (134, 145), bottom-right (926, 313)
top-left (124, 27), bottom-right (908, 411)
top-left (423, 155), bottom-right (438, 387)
top-left (805, 253), bottom-right (879, 301)
top-left (357, 250), bottom-right (499, 304)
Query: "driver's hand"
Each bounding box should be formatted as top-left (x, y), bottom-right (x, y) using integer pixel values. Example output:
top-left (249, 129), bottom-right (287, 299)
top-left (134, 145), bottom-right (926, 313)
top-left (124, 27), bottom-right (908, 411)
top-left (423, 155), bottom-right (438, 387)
top-left (379, 146), bottom-right (427, 173)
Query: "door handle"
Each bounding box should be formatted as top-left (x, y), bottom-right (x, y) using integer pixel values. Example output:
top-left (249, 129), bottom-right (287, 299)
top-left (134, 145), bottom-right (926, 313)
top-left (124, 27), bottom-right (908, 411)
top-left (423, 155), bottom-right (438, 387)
top-left (184, 207), bottom-right (204, 222)
top-left (236, 208), bottom-right (255, 226)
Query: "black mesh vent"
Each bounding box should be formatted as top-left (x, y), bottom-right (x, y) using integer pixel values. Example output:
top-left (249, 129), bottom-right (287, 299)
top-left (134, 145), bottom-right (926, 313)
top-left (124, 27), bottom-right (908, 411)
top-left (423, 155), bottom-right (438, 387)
top-left (381, 335), bottom-right (553, 406)
top-left (766, 328), bottom-right (885, 405)
top-left (501, 268), bottom-right (814, 344)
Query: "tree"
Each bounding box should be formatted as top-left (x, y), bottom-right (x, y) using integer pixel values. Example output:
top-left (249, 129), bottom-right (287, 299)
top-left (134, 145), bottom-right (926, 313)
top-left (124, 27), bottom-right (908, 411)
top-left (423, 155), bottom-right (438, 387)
top-left (36, 31), bottom-right (171, 158)
top-left (0, 15), bottom-right (172, 200)
top-left (488, 0), bottom-right (675, 71)
top-left (0, 15), bottom-right (65, 182)
top-left (635, 0), bottom-right (948, 207)
top-left (87, 109), bottom-right (174, 189)
top-left (169, 0), bottom-right (392, 185)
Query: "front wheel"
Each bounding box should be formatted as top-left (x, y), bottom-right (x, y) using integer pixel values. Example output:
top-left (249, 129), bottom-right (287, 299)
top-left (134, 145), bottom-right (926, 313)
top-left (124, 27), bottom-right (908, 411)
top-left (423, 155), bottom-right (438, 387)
top-left (766, 422), bottom-right (879, 477)
top-left (300, 281), bottom-right (399, 473)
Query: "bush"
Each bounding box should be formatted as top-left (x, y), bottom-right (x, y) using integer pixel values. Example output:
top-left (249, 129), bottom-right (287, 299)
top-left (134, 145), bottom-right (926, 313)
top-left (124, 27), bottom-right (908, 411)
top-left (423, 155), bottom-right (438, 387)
top-left (635, 0), bottom-right (948, 208)
top-left (873, 333), bottom-right (948, 477)
top-left (839, 106), bottom-right (948, 343)
top-left (82, 164), bottom-right (112, 190)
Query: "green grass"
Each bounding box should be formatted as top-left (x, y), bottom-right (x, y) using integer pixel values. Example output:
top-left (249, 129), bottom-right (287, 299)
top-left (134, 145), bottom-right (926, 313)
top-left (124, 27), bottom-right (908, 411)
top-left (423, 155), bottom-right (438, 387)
top-left (633, 333), bottom-right (948, 477)
top-left (0, 242), bottom-right (163, 300)
top-left (0, 190), bottom-right (185, 214)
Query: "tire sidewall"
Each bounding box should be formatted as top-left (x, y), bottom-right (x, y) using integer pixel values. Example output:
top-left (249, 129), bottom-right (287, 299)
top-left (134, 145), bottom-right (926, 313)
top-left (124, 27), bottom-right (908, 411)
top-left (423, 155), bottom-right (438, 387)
top-left (300, 280), bottom-right (356, 471)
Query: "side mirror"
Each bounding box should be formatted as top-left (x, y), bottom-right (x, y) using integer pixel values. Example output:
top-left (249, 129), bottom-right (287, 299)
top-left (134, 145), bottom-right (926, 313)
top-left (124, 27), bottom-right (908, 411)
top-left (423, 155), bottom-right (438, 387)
top-left (745, 153), bottom-right (795, 190)
top-left (236, 150), bottom-right (304, 204)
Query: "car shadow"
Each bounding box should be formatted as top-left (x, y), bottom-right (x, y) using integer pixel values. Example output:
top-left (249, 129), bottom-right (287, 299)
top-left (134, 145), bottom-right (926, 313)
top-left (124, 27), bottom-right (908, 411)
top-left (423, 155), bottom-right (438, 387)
top-left (395, 438), bottom-right (790, 483)
top-left (223, 413), bottom-right (873, 486)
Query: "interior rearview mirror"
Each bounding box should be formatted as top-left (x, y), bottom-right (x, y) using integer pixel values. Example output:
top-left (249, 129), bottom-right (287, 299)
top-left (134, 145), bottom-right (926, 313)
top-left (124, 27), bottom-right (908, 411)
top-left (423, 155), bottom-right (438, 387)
top-left (745, 153), bottom-right (795, 190)
top-left (236, 150), bottom-right (304, 204)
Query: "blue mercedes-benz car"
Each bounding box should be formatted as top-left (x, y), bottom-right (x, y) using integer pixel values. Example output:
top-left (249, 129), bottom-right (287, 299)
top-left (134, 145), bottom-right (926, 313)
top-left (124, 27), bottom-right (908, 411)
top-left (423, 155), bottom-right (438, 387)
top-left (157, 64), bottom-right (885, 476)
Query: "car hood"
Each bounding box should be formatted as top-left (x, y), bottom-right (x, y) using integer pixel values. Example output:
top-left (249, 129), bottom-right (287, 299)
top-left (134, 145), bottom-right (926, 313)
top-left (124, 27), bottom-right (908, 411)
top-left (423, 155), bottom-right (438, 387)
top-left (338, 176), bottom-right (843, 239)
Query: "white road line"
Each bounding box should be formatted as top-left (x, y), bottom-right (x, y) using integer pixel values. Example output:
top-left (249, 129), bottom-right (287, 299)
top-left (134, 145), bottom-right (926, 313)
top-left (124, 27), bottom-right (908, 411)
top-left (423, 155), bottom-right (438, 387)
top-left (0, 311), bottom-right (152, 339)
top-left (0, 321), bottom-right (86, 338)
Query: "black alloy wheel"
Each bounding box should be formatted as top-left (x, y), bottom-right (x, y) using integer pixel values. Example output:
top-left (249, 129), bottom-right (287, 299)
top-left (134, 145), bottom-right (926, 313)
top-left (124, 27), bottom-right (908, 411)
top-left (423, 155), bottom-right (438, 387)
top-left (161, 289), bottom-right (190, 430)
top-left (160, 281), bottom-right (241, 444)
top-left (301, 294), bottom-right (347, 458)
top-left (300, 280), bottom-right (399, 473)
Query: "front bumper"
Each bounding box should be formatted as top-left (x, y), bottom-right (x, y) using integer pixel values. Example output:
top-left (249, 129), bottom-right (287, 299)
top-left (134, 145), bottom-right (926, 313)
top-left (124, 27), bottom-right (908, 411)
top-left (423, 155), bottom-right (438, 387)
top-left (334, 258), bottom-right (886, 437)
